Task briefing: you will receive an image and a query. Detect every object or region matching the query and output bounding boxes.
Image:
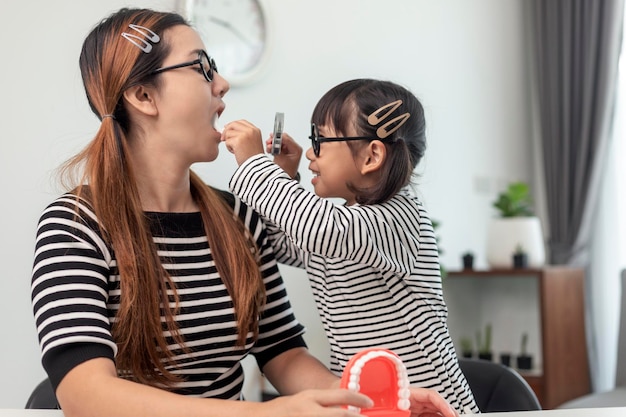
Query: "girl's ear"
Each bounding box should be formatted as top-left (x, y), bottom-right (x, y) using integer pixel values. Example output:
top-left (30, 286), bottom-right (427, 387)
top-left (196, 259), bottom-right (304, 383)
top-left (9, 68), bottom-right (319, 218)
top-left (361, 140), bottom-right (387, 174)
top-left (122, 85), bottom-right (158, 117)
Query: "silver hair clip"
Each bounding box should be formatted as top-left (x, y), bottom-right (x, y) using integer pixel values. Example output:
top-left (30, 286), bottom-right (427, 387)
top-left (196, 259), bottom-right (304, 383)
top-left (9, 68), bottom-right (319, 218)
top-left (121, 24), bottom-right (161, 53)
top-left (367, 100), bottom-right (411, 139)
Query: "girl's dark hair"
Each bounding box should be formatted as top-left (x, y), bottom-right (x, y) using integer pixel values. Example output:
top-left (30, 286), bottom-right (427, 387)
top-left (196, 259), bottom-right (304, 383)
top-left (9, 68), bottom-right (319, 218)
top-left (311, 79), bottom-right (426, 204)
top-left (62, 8), bottom-right (265, 388)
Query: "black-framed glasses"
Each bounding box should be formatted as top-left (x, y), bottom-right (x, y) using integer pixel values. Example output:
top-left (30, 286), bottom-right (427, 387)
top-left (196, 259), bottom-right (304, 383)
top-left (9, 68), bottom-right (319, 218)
top-left (152, 50), bottom-right (218, 82)
top-left (309, 123), bottom-right (379, 157)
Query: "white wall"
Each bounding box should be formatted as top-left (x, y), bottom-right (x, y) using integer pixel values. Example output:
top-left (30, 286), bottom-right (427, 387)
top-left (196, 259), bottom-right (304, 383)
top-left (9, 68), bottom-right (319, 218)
top-left (0, 0), bottom-right (532, 408)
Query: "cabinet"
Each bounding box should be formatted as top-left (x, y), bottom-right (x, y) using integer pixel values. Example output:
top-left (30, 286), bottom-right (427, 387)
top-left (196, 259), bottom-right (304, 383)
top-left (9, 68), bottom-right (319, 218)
top-left (444, 267), bottom-right (590, 409)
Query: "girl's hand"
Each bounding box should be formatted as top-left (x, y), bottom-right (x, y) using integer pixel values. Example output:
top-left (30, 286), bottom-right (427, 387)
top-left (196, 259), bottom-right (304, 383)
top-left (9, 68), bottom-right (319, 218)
top-left (261, 389), bottom-right (374, 417)
top-left (266, 132), bottom-right (302, 179)
top-left (221, 120), bottom-right (265, 165)
top-left (408, 387), bottom-right (460, 417)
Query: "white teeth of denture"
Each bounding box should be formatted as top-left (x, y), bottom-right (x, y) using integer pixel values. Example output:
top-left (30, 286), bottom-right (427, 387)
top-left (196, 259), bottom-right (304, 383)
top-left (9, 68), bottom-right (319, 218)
top-left (398, 399), bottom-right (411, 410)
top-left (345, 349), bottom-right (411, 411)
top-left (348, 381), bottom-right (360, 391)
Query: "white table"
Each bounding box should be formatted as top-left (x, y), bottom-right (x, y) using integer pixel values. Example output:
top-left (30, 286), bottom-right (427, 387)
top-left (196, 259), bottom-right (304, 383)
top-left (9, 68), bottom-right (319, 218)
top-left (465, 408), bottom-right (626, 416)
top-left (1, 408), bottom-right (625, 417)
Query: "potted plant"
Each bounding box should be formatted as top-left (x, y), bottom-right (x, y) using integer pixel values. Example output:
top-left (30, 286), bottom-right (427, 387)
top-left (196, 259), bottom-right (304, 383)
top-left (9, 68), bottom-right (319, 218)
top-left (500, 352), bottom-right (512, 367)
top-left (513, 244), bottom-right (528, 269)
top-left (486, 181), bottom-right (545, 269)
top-left (432, 219), bottom-right (446, 279)
top-left (459, 337), bottom-right (473, 358)
top-left (476, 323), bottom-right (493, 361)
top-left (516, 332), bottom-right (533, 370)
top-left (462, 251), bottom-right (475, 270)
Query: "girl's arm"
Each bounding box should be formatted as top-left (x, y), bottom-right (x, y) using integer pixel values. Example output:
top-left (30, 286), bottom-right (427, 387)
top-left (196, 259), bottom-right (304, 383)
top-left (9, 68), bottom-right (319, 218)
top-left (265, 131), bottom-right (302, 180)
top-left (264, 220), bottom-right (306, 268)
top-left (223, 120), bottom-right (418, 276)
top-left (263, 132), bottom-right (307, 267)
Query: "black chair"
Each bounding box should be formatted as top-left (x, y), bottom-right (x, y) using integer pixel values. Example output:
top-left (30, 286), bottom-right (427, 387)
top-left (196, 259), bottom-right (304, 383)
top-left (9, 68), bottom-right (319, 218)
top-left (459, 358), bottom-right (542, 412)
top-left (25, 378), bottom-right (59, 409)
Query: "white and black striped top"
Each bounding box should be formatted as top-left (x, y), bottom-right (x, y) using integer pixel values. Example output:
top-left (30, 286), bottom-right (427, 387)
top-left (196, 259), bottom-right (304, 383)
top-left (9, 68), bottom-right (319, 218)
top-left (31, 188), bottom-right (306, 399)
top-left (230, 155), bottom-right (479, 414)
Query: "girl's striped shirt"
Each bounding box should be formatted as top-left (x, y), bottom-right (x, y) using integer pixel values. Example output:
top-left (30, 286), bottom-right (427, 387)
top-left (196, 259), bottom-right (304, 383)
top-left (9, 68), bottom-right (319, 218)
top-left (230, 155), bottom-right (479, 414)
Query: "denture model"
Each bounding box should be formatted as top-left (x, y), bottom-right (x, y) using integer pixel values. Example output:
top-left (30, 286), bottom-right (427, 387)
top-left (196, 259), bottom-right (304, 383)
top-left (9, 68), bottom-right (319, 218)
top-left (340, 348), bottom-right (411, 417)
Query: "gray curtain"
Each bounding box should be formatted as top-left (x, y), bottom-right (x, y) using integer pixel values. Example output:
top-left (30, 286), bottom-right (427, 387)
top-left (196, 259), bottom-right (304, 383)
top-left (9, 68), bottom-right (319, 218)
top-left (530, 0), bottom-right (623, 266)
top-left (529, 0), bottom-right (624, 391)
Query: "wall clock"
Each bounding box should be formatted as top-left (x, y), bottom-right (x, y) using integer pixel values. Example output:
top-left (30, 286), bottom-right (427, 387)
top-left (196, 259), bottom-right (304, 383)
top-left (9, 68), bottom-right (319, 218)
top-left (182, 0), bottom-right (270, 87)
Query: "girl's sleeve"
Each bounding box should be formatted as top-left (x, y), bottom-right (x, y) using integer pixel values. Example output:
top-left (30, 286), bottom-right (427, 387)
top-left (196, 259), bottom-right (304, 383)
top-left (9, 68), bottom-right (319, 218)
top-left (31, 195), bottom-right (116, 390)
top-left (263, 219), bottom-right (306, 268)
top-left (229, 155), bottom-right (416, 275)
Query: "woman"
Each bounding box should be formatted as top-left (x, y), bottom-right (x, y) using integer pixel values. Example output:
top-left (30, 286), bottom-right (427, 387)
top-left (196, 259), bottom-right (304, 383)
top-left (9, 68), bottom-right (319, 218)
top-left (31, 8), bottom-right (458, 417)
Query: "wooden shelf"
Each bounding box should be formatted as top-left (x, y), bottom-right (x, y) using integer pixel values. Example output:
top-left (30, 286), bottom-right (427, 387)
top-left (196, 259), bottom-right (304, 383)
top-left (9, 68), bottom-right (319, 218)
top-left (444, 267), bottom-right (590, 409)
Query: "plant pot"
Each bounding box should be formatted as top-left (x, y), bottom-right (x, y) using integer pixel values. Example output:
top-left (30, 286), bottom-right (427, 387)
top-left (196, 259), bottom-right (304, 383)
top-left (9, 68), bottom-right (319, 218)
top-left (500, 353), bottom-right (512, 367)
top-left (486, 217), bottom-right (545, 269)
top-left (462, 254), bottom-right (474, 270)
top-left (478, 352), bottom-right (493, 361)
top-left (513, 253), bottom-right (528, 269)
top-left (461, 351), bottom-right (473, 359)
top-left (516, 355), bottom-right (533, 370)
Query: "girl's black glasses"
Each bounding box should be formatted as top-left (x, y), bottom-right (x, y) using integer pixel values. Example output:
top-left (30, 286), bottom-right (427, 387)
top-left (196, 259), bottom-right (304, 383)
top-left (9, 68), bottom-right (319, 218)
top-left (309, 123), bottom-right (379, 157)
top-left (152, 50), bottom-right (218, 82)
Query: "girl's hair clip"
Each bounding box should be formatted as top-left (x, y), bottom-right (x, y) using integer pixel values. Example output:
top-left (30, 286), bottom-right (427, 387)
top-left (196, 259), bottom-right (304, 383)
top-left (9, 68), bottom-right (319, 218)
top-left (367, 100), bottom-right (411, 139)
top-left (121, 24), bottom-right (161, 53)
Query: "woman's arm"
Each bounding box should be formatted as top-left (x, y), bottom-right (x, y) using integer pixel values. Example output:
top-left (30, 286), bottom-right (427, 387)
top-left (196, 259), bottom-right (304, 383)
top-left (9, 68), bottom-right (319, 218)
top-left (57, 357), bottom-right (374, 417)
top-left (262, 347), bottom-right (339, 395)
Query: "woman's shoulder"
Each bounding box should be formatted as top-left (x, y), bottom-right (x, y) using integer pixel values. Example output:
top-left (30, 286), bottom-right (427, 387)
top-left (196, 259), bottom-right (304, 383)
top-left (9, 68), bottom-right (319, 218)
top-left (212, 187), bottom-right (236, 207)
top-left (35, 189), bottom-right (107, 251)
top-left (210, 186), bottom-right (263, 231)
top-left (40, 189), bottom-right (96, 222)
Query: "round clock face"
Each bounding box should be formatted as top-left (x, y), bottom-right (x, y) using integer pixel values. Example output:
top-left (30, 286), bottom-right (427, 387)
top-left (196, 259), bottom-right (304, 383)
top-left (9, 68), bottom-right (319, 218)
top-left (185, 0), bottom-right (269, 86)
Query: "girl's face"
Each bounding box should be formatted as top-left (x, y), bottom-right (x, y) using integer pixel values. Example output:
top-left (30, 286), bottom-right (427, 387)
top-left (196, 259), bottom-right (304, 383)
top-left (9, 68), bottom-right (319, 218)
top-left (151, 25), bottom-right (230, 167)
top-left (305, 124), bottom-right (366, 205)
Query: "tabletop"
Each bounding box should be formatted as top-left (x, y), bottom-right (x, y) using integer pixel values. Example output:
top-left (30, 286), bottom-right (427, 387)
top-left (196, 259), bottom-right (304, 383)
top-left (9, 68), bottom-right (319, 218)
top-left (1, 408), bottom-right (625, 417)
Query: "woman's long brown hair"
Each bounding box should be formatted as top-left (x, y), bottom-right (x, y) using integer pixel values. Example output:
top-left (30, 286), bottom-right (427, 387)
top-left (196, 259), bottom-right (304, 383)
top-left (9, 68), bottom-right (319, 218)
top-left (61, 8), bottom-right (265, 388)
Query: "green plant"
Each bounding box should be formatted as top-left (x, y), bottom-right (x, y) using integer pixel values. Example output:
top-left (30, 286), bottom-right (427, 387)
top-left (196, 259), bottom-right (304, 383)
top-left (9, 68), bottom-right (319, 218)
top-left (431, 219), bottom-right (446, 278)
top-left (493, 182), bottom-right (534, 217)
top-left (476, 323), bottom-right (492, 354)
top-left (459, 337), bottom-right (473, 353)
top-left (520, 332), bottom-right (528, 355)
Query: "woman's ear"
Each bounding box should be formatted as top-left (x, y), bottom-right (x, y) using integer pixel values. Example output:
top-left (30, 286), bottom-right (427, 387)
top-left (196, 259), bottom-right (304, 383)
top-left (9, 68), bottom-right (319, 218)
top-left (361, 140), bottom-right (387, 175)
top-left (122, 85), bottom-right (158, 117)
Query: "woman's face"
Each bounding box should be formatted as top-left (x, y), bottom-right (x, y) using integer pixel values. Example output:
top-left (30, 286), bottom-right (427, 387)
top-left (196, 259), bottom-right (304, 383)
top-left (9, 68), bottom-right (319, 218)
top-left (152, 25), bottom-right (230, 166)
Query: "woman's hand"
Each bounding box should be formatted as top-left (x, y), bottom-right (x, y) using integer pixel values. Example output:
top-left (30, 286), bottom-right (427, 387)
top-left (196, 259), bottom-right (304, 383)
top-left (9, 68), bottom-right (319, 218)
top-left (408, 387), bottom-right (460, 417)
top-left (260, 389), bottom-right (373, 417)
top-left (221, 120), bottom-right (265, 165)
top-left (266, 132), bottom-right (302, 179)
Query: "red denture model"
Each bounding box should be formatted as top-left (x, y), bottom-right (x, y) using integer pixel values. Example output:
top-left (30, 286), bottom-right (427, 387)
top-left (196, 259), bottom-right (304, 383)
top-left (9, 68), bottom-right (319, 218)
top-left (340, 348), bottom-right (411, 417)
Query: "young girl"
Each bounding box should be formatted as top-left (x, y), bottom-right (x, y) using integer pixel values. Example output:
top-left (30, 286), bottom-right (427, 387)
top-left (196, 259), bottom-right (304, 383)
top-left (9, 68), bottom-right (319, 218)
top-left (222, 79), bottom-right (479, 414)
